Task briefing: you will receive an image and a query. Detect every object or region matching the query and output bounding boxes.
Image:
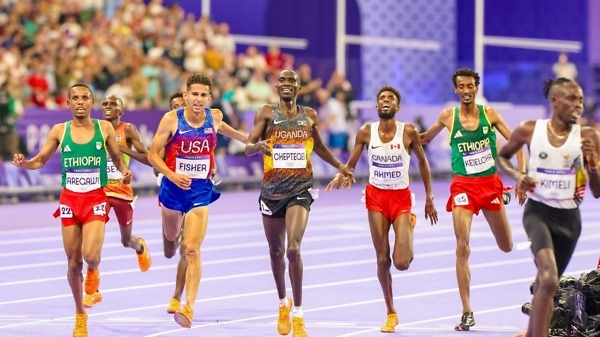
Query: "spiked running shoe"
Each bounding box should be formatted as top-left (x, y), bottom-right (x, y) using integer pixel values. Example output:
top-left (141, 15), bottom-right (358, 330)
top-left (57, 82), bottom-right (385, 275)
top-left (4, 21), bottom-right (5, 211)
top-left (84, 268), bottom-right (99, 295)
top-left (174, 304), bottom-right (193, 328)
top-left (278, 297), bottom-right (292, 335)
top-left (73, 313), bottom-right (88, 337)
top-left (380, 313), bottom-right (398, 333)
top-left (292, 316), bottom-right (308, 337)
top-left (167, 297), bottom-right (181, 314)
top-left (136, 238), bottom-right (152, 272)
top-left (83, 291), bottom-right (102, 308)
top-left (455, 312), bottom-right (475, 331)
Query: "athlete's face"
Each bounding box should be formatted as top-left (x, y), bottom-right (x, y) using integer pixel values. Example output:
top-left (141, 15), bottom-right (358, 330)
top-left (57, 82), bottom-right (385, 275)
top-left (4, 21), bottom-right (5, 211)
top-left (275, 70), bottom-right (300, 102)
top-left (184, 84), bottom-right (212, 113)
top-left (454, 76), bottom-right (478, 105)
top-left (169, 97), bottom-right (186, 110)
top-left (376, 91), bottom-right (399, 120)
top-left (551, 82), bottom-right (584, 125)
top-left (67, 86), bottom-right (94, 119)
top-left (102, 95), bottom-right (123, 121)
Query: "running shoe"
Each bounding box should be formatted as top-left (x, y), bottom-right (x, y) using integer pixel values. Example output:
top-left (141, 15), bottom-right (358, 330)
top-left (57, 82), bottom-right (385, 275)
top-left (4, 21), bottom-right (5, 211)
top-left (73, 313), bottom-right (88, 337)
top-left (278, 297), bottom-right (292, 335)
top-left (410, 213), bottom-right (417, 226)
top-left (292, 316), bottom-right (308, 337)
top-left (503, 186), bottom-right (512, 205)
top-left (167, 297), bottom-right (181, 314)
top-left (83, 291), bottom-right (102, 308)
top-left (84, 268), bottom-right (99, 295)
top-left (380, 313), bottom-right (398, 333)
top-left (455, 312), bottom-right (475, 331)
top-left (174, 304), bottom-right (193, 328)
top-left (136, 238), bottom-right (152, 272)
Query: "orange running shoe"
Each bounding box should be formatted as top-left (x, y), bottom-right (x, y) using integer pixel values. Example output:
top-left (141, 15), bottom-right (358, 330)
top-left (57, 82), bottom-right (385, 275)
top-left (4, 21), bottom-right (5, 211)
top-left (136, 238), bottom-right (152, 272)
top-left (380, 313), bottom-right (398, 333)
top-left (83, 291), bottom-right (102, 308)
top-left (410, 213), bottom-right (417, 226)
top-left (292, 316), bottom-right (308, 337)
top-left (277, 297), bottom-right (292, 335)
top-left (167, 297), bottom-right (181, 314)
top-left (73, 313), bottom-right (88, 337)
top-left (174, 304), bottom-right (193, 328)
top-left (84, 268), bottom-right (99, 295)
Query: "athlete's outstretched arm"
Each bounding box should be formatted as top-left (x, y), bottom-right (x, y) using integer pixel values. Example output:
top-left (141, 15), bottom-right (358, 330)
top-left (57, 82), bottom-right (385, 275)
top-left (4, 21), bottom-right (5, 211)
top-left (420, 108), bottom-right (451, 144)
top-left (325, 124), bottom-right (369, 191)
top-left (12, 123), bottom-right (62, 170)
top-left (121, 123), bottom-right (150, 166)
top-left (497, 121), bottom-right (537, 196)
top-left (406, 124), bottom-right (437, 224)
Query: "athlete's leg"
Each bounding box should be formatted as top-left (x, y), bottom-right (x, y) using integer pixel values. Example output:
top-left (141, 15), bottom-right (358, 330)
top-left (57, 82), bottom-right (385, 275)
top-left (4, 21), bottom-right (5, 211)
top-left (180, 206), bottom-right (209, 312)
top-left (284, 205), bottom-right (309, 307)
top-left (391, 213), bottom-right (414, 270)
top-left (162, 205), bottom-right (184, 242)
top-left (528, 248), bottom-right (558, 337)
top-left (452, 207), bottom-right (475, 314)
top-left (262, 214), bottom-right (287, 296)
top-left (368, 211), bottom-right (394, 314)
top-left (110, 198), bottom-right (142, 251)
top-left (62, 224), bottom-right (85, 314)
top-left (481, 206), bottom-right (513, 252)
top-left (173, 240), bottom-right (187, 300)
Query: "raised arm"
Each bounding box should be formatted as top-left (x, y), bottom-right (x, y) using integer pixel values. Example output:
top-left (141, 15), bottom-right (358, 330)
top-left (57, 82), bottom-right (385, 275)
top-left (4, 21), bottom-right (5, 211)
top-left (420, 108), bottom-right (451, 144)
top-left (12, 123), bottom-right (62, 170)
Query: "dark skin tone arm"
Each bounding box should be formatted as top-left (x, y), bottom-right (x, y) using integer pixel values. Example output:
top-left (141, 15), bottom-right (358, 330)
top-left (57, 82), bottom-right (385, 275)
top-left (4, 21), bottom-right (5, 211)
top-left (119, 123), bottom-right (150, 166)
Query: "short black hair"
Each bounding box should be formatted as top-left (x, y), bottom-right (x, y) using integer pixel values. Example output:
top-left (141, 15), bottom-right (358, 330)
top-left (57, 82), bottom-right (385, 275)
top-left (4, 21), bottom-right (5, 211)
top-left (169, 92), bottom-right (183, 102)
top-left (542, 77), bottom-right (574, 99)
top-left (186, 73), bottom-right (212, 91)
top-left (376, 85), bottom-right (401, 103)
top-left (452, 68), bottom-right (480, 88)
top-left (69, 83), bottom-right (93, 98)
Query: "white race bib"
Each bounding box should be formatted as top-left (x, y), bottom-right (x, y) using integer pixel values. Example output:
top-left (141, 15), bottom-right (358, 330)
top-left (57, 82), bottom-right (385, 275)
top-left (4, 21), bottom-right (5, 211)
top-left (533, 168), bottom-right (575, 200)
top-left (59, 204), bottom-right (73, 218)
top-left (371, 161), bottom-right (404, 188)
top-left (175, 154), bottom-right (210, 179)
top-left (462, 146), bottom-right (494, 174)
top-left (273, 144), bottom-right (307, 169)
top-left (65, 168), bottom-right (101, 192)
top-left (106, 158), bottom-right (123, 180)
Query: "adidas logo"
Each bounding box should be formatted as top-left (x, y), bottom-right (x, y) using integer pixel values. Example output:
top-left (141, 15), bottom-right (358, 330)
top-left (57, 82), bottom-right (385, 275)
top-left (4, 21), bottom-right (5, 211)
top-left (454, 130), bottom-right (463, 138)
top-left (491, 197), bottom-right (500, 204)
top-left (63, 145), bottom-right (72, 152)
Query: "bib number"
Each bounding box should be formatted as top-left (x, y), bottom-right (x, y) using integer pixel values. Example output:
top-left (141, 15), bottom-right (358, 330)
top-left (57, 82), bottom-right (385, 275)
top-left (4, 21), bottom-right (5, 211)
top-left (93, 202), bottom-right (107, 216)
top-left (273, 144), bottom-right (307, 169)
top-left (59, 204), bottom-right (73, 218)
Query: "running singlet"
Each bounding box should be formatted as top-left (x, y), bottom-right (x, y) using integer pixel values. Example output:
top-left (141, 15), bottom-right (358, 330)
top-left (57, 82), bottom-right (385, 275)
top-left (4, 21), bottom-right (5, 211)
top-left (261, 105), bottom-right (313, 200)
top-left (60, 119), bottom-right (108, 192)
top-left (367, 121), bottom-right (410, 190)
top-left (165, 108), bottom-right (216, 180)
top-left (449, 105), bottom-right (497, 177)
top-left (527, 120), bottom-right (585, 209)
top-left (104, 122), bottom-right (134, 200)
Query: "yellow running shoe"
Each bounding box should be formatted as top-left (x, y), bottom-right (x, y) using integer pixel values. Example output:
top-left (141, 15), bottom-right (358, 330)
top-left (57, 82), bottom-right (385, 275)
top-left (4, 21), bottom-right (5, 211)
top-left (83, 291), bottom-right (102, 308)
top-left (380, 313), bottom-right (398, 333)
top-left (174, 304), bottom-right (193, 328)
top-left (292, 317), bottom-right (308, 337)
top-left (84, 268), bottom-right (99, 295)
top-left (167, 297), bottom-right (181, 314)
top-left (410, 213), bottom-right (417, 227)
top-left (136, 238), bottom-right (152, 272)
top-left (73, 313), bottom-right (88, 337)
top-left (277, 297), bottom-right (292, 335)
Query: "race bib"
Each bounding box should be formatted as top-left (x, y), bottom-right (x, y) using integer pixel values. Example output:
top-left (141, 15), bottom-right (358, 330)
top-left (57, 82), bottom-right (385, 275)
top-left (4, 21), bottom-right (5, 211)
top-left (462, 146), bottom-right (494, 174)
top-left (371, 161), bottom-right (404, 188)
top-left (454, 193), bottom-right (469, 206)
top-left (65, 168), bottom-right (101, 192)
top-left (59, 204), bottom-right (73, 218)
top-left (93, 202), bottom-right (107, 216)
top-left (106, 158), bottom-right (123, 180)
top-left (273, 144), bottom-right (307, 169)
top-left (533, 168), bottom-right (575, 200)
top-left (175, 155), bottom-right (210, 179)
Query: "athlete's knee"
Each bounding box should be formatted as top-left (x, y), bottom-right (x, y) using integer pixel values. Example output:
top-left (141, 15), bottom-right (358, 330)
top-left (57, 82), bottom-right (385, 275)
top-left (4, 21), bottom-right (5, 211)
top-left (536, 268), bottom-right (559, 296)
top-left (67, 259), bottom-right (83, 274)
top-left (82, 254), bottom-right (101, 269)
top-left (183, 243), bottom-right (200, 262)
top-left (376, 255), bottom-right (392, 271)
top-left (456, 240), bottom-right (470, 258)
top-left (286, 246), bottom-right (301, 261)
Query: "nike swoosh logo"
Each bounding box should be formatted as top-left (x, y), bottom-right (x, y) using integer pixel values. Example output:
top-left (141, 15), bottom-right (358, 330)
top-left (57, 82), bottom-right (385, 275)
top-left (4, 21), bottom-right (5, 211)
top-left (371, 145), bottom-right (381, 149)
top-left (179, 129), bottom-right (192, 134)
top-left (193, 202), bottom-right (204, 206)
top-left (297, 197), bottom-right (307, 200)
top-left (273, 120), bottom-right (285, 125)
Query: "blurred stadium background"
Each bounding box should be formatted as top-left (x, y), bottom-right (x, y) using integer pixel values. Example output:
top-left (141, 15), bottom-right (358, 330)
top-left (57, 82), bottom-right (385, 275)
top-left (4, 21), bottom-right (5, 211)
top-left (0, 0), bottom-right (598, 202)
